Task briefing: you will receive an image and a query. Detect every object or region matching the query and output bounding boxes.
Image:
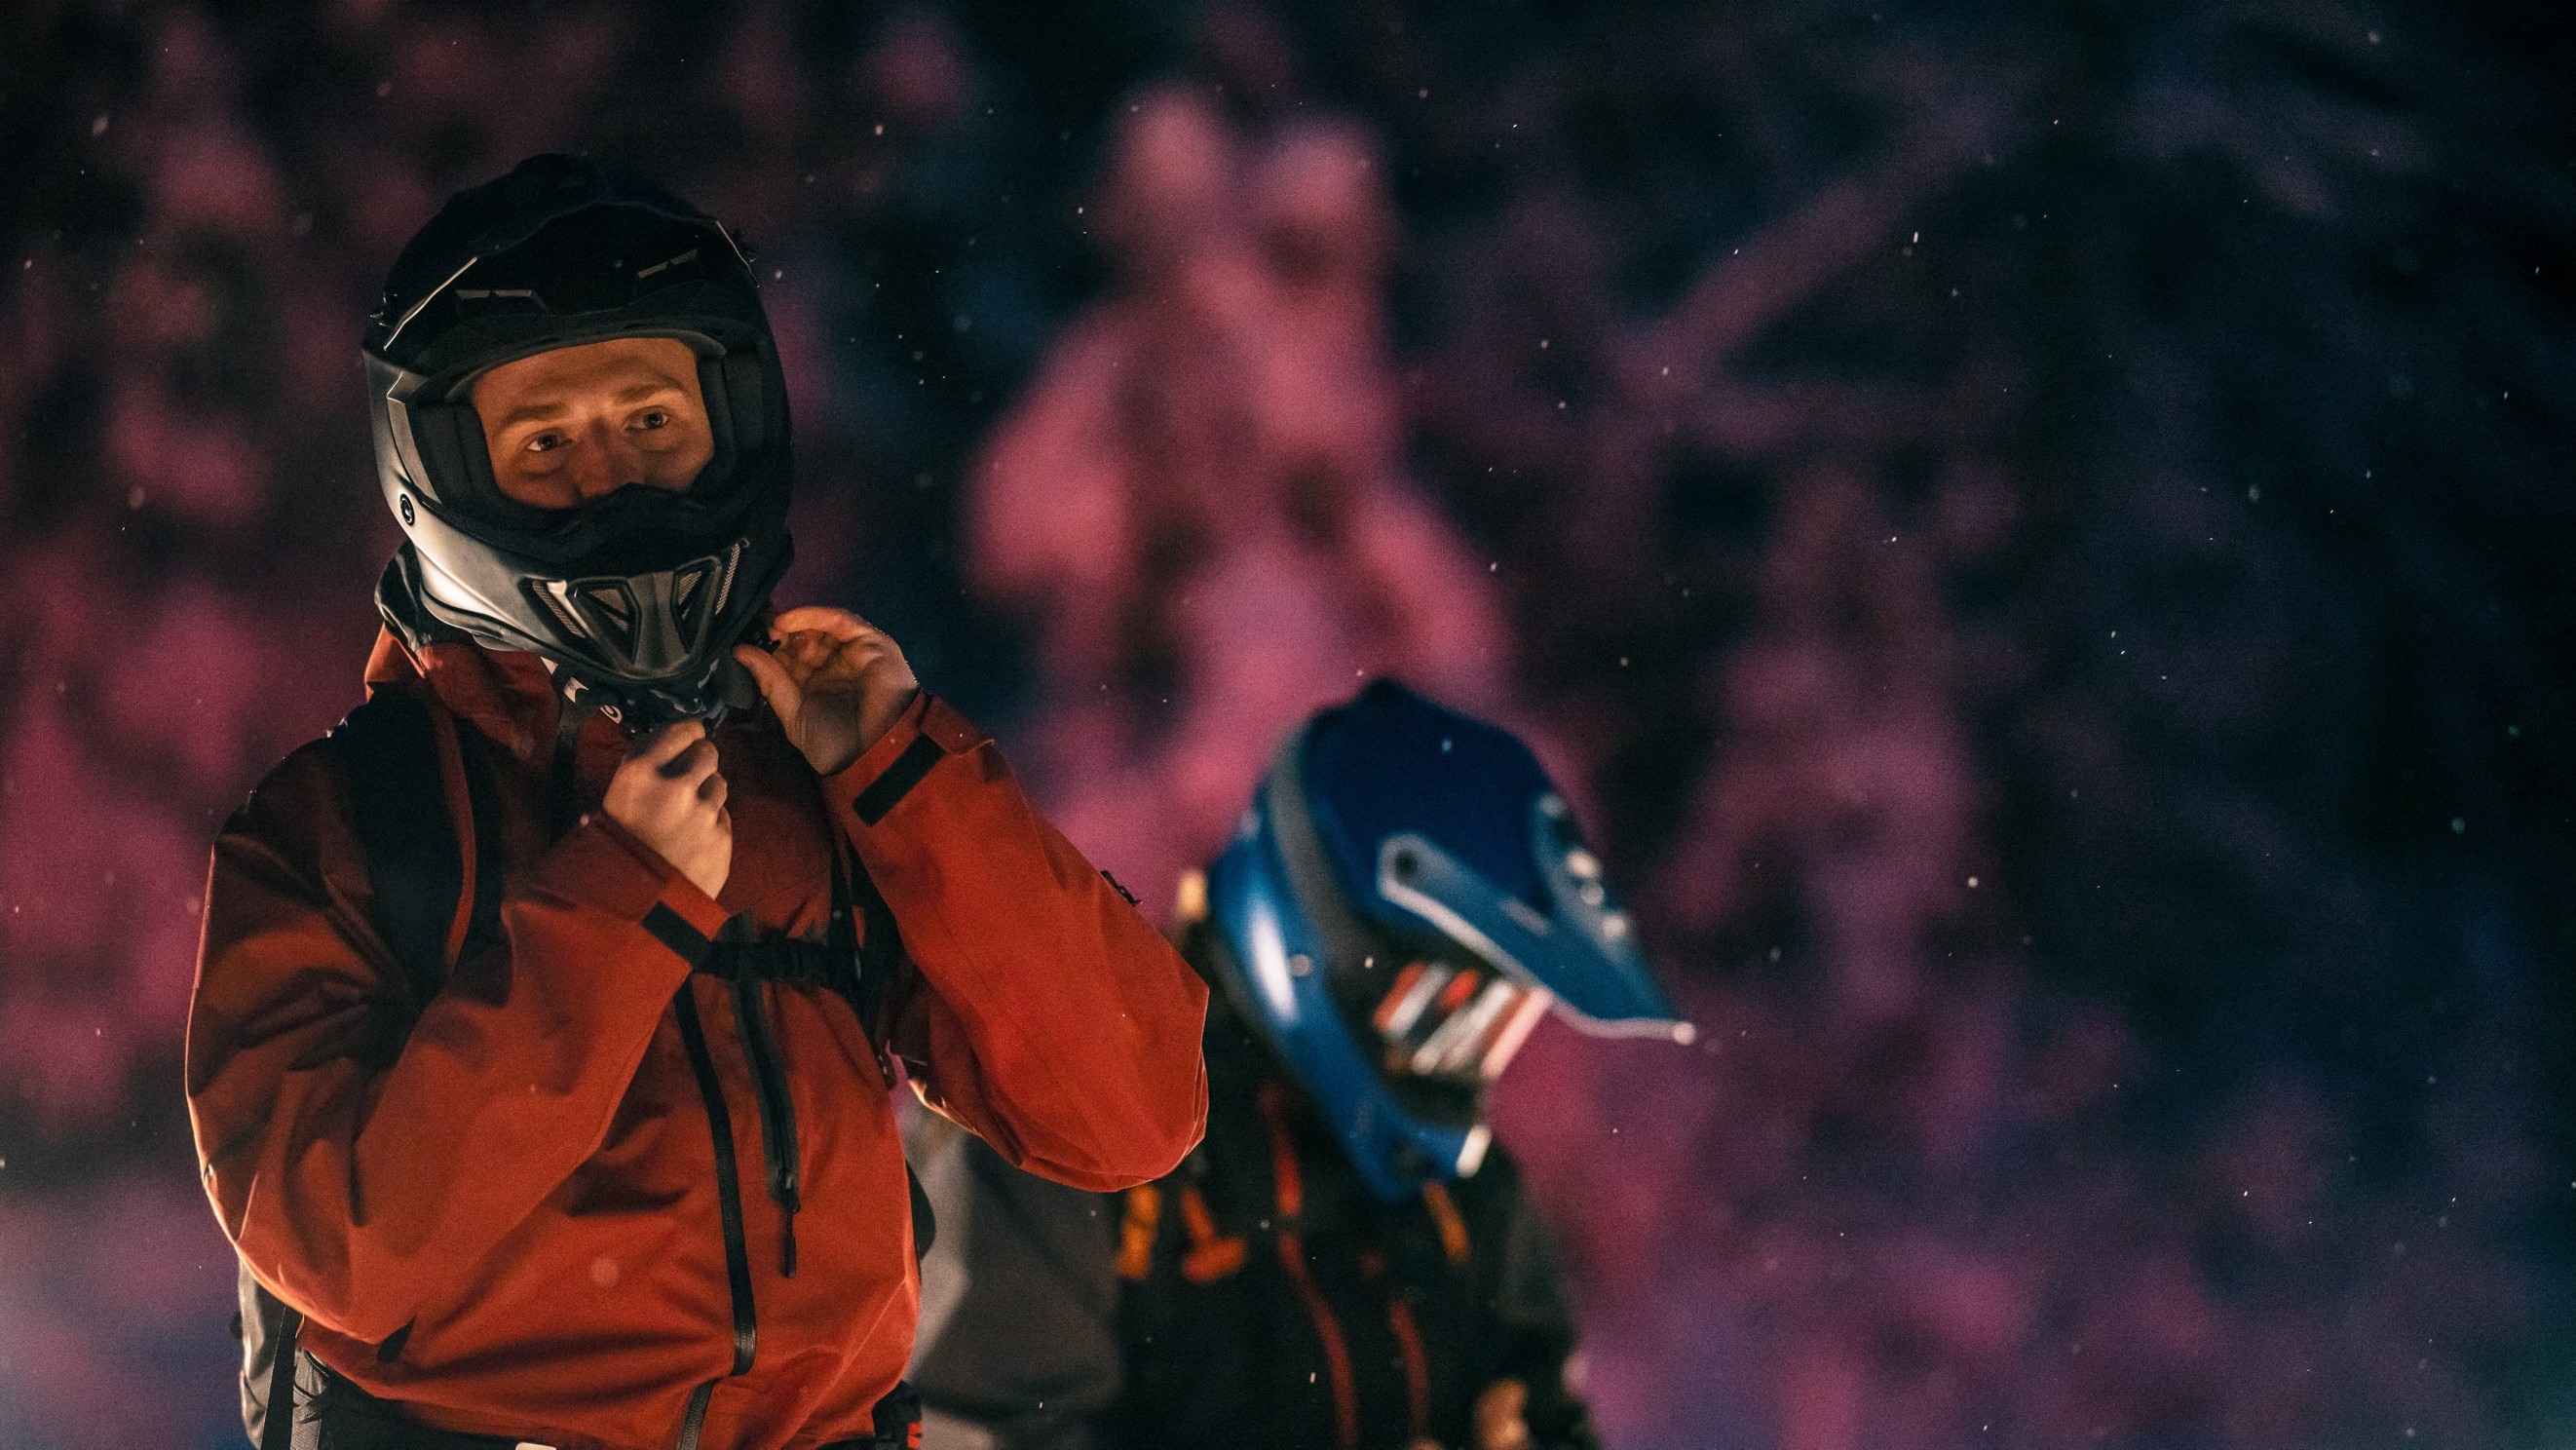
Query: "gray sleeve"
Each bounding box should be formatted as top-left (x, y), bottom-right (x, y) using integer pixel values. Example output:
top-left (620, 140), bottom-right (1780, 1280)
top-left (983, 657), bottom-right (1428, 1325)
top-left (906, 1115), bottom-right (1123, 1450)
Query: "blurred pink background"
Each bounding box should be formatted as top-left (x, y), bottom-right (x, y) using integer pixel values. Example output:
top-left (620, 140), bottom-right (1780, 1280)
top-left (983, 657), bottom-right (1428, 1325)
top-left (2, 3), bottom-right (2571, 1447)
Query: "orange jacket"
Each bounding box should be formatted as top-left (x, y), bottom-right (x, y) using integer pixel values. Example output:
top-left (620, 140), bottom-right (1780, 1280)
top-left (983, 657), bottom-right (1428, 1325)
top-left (186, 631), bottom-right (1208, 1450)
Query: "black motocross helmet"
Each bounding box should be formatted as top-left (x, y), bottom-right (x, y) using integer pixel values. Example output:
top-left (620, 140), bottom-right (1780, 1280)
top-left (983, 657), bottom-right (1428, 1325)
top-left (365, 154), bottom-right (791, 730)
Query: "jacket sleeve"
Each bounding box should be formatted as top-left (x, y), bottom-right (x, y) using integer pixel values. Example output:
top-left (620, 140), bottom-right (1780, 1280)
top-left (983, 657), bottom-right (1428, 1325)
top-left (184, 739), bottom-right (734, 1345)
top-left (820, 693), bottom-right (1209, 1192)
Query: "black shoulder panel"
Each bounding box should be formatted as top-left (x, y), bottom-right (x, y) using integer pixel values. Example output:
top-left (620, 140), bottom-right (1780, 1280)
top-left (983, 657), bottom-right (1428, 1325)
top-left (325, 687), bottom-right (463, 1013)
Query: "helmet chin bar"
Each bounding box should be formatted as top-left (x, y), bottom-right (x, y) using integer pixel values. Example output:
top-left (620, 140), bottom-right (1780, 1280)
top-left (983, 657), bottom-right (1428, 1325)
top-left (401, 530), bottom-right (776, 737)
top-left (532, 540), bottom-right (764, 736)
top-left (524, 541), bottom-right (743, 680)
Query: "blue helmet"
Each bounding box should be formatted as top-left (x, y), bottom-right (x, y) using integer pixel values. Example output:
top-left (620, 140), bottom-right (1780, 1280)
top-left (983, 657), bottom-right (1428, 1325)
top-left (1204, 679), bottom-right (1692, 1201)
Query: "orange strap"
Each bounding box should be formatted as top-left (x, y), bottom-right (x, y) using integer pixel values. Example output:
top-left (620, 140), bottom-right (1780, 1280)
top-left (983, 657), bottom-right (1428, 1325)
top-left (1385, 1287), bottom-right (1432, 1440)
top-left (1179, 1185), bottom-right (1246, 1282)
top-left (1361, 1249), bottom-right (1433, 1441)
top-left (1421, 1181), bottom-right (1473, 1267)
top-left (1259, 1083), bottom-right (1307, 1219)
top-left (1117, 1185), bottom-right (1161, 1280)
top-left (1261, 1083), bottom-right (1358, 1450)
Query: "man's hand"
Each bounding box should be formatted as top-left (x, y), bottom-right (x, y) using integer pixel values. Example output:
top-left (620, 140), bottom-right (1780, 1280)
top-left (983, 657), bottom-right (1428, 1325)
top-left (603, 721), bottom-right (732, 899)
top-left (734, 606), bottom-right (921, 777)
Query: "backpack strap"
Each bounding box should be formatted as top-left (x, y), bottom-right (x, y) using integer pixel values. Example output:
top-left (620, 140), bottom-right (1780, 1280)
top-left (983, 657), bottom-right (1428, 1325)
top-left (256, 1304), bottom-right (302, 1450)
top-left (325, 686), bottom-right (493, 1009)
top-left (822, 829), bottom-right (937, 1259)
top-left (240, 688), bottom-right (494, 1448)
top-left (825, 836), bottom-right (899, 1089)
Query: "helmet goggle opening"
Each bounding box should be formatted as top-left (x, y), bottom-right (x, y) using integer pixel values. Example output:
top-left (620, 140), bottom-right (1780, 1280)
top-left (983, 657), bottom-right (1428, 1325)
top-left (397, 324), bottom-right (766, 540)
top-left (377, 205), bottom-right (778, 548)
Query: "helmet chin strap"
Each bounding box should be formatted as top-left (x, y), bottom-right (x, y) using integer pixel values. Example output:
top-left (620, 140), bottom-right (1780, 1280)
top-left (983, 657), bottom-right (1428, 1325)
top-left (546, 653), bottom-right (759, 737)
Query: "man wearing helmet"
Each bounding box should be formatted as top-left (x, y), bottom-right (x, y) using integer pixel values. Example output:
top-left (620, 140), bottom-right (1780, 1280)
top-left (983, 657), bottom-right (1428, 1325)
top-left (903, 681), bottom-right (1693, 1450)
top-left (184, 156), bottom-right (1211, 1450)
top-left (472, 335), bottom-right (714, 508)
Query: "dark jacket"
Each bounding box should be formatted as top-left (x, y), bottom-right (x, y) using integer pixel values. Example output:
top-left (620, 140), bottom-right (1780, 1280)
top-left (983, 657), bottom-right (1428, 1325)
top-left (907, 983), bottom-right (1596, 1450)
top-left (187, 630), bottom-right (1210, 1450)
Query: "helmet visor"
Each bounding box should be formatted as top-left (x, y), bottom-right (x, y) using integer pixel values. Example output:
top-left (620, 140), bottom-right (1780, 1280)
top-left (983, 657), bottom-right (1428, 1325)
top-left (383, 205), bottom-right (749, 360)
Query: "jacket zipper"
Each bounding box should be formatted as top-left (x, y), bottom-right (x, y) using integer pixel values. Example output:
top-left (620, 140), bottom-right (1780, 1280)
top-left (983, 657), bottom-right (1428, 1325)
top-left (552, 717), bottom-right (755, 1450)
top-left (660, 794), bottom-right (888, 1444)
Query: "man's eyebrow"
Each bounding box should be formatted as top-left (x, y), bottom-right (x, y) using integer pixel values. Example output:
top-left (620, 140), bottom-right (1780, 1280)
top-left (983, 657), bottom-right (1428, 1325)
top-left (488, 379), bottom-right (686, 432)
top-left (611, 378), bottom-right (688, 405)
top-left (487, 400), bottom-right (567, 431)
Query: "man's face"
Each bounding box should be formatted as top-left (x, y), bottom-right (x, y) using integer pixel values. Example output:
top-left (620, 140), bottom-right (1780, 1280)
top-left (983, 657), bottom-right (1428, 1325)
top-left (471, 336), bottom-right (714, 510)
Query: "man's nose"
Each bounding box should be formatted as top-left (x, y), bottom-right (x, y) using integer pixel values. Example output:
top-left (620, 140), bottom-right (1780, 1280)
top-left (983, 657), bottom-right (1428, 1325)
top-left (570, 422), bottom-right (636, 502)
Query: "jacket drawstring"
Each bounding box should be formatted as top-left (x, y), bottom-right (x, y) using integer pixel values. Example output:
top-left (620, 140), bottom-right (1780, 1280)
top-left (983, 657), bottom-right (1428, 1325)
top-left (731, 966), bottom-right (803, 1278)
top-left (723, 833), bottom-right (889, 1285)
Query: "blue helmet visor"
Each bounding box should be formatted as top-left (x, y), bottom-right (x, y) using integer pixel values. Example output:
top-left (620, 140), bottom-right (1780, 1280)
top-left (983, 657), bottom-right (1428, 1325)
top-left (1375, 793), bottom-right (1692, 1042)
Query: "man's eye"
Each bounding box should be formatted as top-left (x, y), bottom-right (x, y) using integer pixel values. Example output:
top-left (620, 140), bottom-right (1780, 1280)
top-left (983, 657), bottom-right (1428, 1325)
top-left (525, 433), bottom-right (568, 454)
top-left (634, 409), bottom-right (670, 431)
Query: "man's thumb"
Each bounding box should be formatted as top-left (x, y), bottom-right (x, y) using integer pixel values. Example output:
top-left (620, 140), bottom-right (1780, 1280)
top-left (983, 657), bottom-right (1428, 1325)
top-left (734, 644), bottom-right (797, 713)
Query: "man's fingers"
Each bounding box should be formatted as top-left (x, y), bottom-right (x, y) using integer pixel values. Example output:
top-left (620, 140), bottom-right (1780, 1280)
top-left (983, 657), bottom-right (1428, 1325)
top-left (787, 627), bottom-right (886, 673)
top-left (735, 643), bottom-right (801, 706)
top-left (600, 719), bottom-right (733, 898)
top-left (761, 630), bottom-right (891, 693)
top-left (765, 607), bottom-right (909, 689)
top-left (776, 632), bottom-right (836, 675)
top-left (770, 605), bottom-right (879, 643)
top-left (631, 719), bottom-right (707, 767)
top-left (660, 738), bottom-right (721, 783)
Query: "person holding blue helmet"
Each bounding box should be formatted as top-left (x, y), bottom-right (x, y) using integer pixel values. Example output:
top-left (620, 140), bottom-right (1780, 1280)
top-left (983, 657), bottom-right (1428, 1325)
top-left (903, 679), bottom-right (1691, 1450)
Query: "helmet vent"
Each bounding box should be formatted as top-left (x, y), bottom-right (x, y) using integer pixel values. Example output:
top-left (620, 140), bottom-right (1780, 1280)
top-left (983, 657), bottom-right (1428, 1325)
top-left (576, 581), bottom-right (638, 653)
top-left (525, 543), bottom-right (739, 684)
top-left (527, 581), bottom-right (590, 643)
top-left (670, 557), bottom-right (715, 637)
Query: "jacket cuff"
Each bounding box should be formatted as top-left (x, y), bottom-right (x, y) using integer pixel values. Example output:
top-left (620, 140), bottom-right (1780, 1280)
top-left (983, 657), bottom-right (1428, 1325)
top-left (826, 692), bottom-right (991, 831)
top-left (520, 815), bottom-right (734, 969)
